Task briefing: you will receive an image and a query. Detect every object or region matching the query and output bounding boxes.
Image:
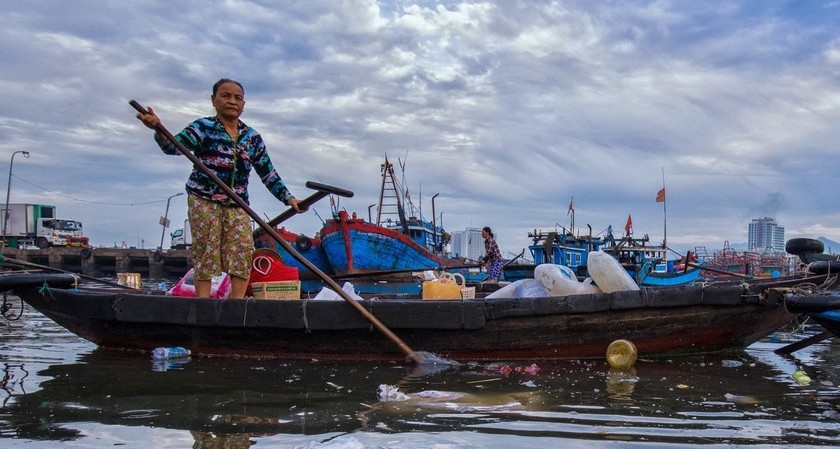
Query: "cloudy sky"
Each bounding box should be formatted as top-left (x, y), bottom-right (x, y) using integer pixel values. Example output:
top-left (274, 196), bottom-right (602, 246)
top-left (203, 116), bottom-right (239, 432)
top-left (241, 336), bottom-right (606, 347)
top-left (2, 0), bottom-right (840, 258)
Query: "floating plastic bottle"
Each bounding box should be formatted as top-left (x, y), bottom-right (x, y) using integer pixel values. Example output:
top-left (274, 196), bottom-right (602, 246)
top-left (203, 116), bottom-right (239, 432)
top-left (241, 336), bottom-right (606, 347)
top-left (158, 281), bottom-right (167, 291)
top-left (151, 346), bottom-right (191, 360)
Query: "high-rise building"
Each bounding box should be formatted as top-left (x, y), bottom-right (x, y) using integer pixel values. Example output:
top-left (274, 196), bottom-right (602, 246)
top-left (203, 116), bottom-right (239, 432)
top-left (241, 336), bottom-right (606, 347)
top-left (748, 217), bottom-right (784, 251)
top-left (451, 228), bottom-right (484, 261)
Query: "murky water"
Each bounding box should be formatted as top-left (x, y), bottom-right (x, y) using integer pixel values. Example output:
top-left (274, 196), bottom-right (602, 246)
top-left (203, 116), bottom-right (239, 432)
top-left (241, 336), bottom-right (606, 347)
top-left (1, 293), bottom-right (839, 448)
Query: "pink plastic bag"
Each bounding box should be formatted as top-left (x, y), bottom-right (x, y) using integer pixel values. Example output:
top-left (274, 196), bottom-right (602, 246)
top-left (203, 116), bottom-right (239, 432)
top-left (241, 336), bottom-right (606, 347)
top-left (168, 268), bottom-right (231, 299)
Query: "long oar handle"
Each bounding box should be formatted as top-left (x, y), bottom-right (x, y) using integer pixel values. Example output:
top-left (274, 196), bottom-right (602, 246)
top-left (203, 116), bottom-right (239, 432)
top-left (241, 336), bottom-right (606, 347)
top-left (130, 100), bottom-right (422, 363)
top-left (2, 257), bottom-right (137, 290)
top-left (687, 261), bottom-right (753, 279)
top-left (253, 181), bottom-right (354, 238)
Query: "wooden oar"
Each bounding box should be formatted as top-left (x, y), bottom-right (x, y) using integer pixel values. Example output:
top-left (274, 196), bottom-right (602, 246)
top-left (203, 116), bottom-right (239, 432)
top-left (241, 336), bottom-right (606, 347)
top-left (0, 256), bottom-right (138, 290)
top-left (678, 251), bottom-right (753, 280)
top-left (130, 100), bottom-right (426, 364)
top-left (333, 263), bottom-right (483, 281)
top-left (252, 181), bottom-right (353, 238)
top-left (686, 262), bottom-right (753, 280)
top-left (773, 331), bottom-right (833, 355)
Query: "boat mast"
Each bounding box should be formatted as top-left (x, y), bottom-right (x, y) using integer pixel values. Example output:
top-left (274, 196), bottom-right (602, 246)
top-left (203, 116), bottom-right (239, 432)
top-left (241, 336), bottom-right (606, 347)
top-left (376, 156), bottom-right (410, 235)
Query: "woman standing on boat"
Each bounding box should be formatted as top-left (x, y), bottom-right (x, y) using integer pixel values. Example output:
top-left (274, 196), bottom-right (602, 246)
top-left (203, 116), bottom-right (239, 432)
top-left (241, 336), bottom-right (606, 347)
top-left (480, 226), bottom-right (504, 281)
top-left (136, 78), bottom-right (303, 298)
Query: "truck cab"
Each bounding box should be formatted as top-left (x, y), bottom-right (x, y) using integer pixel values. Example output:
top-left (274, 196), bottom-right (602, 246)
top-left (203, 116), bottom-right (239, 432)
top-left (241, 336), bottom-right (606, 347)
top-left (36, 218), bottom-right (88, 249)
top-left (170, 219), bottom-right (191, 250)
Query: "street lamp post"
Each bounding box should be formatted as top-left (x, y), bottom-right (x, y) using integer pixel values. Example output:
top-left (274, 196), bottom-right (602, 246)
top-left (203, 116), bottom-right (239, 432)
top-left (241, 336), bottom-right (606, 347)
top-left (158, 192), bottom-right (184, 251)
top-left (2, 151), bottom-right (31, 250)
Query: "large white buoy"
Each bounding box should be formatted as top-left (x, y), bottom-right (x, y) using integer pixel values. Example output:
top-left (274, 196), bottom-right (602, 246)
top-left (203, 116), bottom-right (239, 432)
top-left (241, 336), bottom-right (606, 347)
top-left (534, 263), bottom-right (601, 296)
top-left (587, 251), bottom-right (640, 293)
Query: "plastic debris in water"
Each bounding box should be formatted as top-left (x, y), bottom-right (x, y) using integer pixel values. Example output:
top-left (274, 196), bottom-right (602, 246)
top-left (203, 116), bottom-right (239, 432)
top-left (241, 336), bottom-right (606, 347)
top-left (496, 363), bottom-right (540, 376)
top-left (151, 346), bottom-right (191, 359)
top-left (792, 370), bottom-right (812, 385)
top-left (724, 393), bottom-right (759, 404)
top-left (377, 384), bottom-right (410, 402)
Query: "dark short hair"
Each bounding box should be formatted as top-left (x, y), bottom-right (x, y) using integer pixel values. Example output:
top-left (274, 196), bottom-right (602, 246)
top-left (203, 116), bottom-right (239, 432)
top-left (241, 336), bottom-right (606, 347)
top-left (482, 226), bottom-right (493, 237)
top-left (212, 78), bottom-right (244, 96)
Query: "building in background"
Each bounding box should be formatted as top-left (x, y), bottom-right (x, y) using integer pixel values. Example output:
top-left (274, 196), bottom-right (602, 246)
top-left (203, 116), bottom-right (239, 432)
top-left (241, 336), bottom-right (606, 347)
top-left (748, 217), bottom-right (785, 251)
top-left (451, 227), bottom-right (484, 260)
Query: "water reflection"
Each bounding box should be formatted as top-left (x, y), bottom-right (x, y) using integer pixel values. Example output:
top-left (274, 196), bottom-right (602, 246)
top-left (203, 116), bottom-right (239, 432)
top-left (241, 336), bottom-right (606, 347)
top-left (605, 368), bottom-right (637, 400)
top-left (1, 302), bottom-right (839, 448)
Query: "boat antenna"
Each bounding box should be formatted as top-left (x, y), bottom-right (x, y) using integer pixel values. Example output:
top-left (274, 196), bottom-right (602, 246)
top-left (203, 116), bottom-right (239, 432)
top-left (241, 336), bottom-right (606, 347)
top-left (567, 196), bottom-right (574, 235)
top-left (312, 208), bottom-right (326, 225)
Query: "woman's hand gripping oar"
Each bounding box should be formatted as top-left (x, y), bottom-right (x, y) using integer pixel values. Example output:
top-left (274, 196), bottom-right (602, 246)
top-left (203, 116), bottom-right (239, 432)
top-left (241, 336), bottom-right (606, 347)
top-left (130, 99), bottom-right (435, 365)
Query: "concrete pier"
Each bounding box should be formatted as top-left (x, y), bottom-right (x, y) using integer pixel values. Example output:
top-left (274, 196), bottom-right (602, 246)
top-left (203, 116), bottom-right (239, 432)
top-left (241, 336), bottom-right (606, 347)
top-left (0, 247), bottom-right (192, 279)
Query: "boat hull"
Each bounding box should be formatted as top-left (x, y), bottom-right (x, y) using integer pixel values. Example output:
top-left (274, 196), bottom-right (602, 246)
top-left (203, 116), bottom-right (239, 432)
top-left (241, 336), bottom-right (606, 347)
top-left (810, 311), bottom-right (840, 337)
top-left (12, 275), bottom-right (825, 362)
top-left (634, 266), bottom-right (703, 287)
top-left (254, 228), bottom-right (334, 276)
top-left (320, 216), bottom-right (464, 276)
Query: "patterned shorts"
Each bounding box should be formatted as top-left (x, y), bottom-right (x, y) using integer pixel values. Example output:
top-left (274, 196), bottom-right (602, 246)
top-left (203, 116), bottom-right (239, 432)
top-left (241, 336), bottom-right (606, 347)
top-left (487, 259), bottom-right (504, 280)
top-left (188, 195), bottom-right (252, 280)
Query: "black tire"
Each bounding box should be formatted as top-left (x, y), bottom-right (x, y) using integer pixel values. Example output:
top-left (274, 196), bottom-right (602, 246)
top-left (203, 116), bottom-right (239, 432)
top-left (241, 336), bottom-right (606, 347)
top-left (80, 247), bottom-right (92, 259)
top-left (295, 235), bottom-right (312, 252)
top-left (153, 250), bottom-right (163, 262)
top-left (36, 237), bottom-right (50, 249)
top-left (785, 238), bottom-right (824, 255)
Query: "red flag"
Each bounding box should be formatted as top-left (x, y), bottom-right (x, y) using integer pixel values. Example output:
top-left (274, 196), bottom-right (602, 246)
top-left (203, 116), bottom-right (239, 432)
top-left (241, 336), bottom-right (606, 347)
top-left (567, 197), bottom-right (574, 215)
top-left (656, 188), bottom-right (665, 202)
top-left (624, 214), bottom-right (632, 232)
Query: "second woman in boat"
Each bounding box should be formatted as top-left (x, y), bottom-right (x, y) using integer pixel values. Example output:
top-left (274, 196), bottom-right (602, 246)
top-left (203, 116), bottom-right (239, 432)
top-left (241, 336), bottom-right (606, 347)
top-left (479, 226), bottom-right (504, 282)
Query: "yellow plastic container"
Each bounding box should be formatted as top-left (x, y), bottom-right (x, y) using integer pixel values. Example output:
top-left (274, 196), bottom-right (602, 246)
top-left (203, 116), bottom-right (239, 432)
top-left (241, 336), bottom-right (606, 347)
top-left (117, 272), bottom-right (142, 289)
top-left (422, 273), bottom-right (466, 300)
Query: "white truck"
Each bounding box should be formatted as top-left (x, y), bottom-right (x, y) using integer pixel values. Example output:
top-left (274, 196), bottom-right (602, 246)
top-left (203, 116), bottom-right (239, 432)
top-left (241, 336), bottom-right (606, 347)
top-left (1, 203), bottom-right (89, 249)
top-left (170, 219), bottom-right (191, 250)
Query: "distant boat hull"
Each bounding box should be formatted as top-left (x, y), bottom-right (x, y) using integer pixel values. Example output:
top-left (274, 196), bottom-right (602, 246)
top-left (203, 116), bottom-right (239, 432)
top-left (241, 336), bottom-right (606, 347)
top-left (629, 265), bottom-right (703, 287)
top-left (320, 213), bottom-right (466, 276)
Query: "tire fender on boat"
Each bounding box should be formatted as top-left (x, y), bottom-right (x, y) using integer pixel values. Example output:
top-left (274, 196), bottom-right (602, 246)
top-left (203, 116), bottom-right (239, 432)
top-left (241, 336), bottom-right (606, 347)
top-left (80, 247), bottom-right (92, 259)
top-left (785, 238), bottom-right (824, 255)
top-left (295, 235), bottom-right (312, 252)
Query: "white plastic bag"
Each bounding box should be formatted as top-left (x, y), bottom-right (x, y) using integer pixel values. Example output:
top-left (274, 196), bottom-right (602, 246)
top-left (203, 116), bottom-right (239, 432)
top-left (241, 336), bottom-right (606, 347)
top-left (486, 279), bottom-right (549, 298)
top-left (312, 282), bottom-right (363, 301)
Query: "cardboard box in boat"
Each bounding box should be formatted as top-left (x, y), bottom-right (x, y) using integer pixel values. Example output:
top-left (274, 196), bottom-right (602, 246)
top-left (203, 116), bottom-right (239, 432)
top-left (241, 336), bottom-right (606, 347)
top-left (251, 281), bottom-right (301, 300)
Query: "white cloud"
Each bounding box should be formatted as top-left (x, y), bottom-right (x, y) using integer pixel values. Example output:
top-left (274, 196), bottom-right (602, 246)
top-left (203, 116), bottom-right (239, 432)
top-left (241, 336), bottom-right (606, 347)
top-left (1, 0), bottom-right (840, 257)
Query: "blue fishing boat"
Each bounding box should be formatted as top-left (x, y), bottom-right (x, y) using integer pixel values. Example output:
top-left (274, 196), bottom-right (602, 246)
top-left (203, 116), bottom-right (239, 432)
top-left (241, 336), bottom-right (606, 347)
top-left (319, 157), bottom-right (469, 276)
top-left (527, 221), bottom-right (702, 286)
top-left (253, 226), bottom-right (334, 276)
top-left (320, 211), bottom-right (467, 276)
top-left (601, 234), bottom-right (703, 287)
